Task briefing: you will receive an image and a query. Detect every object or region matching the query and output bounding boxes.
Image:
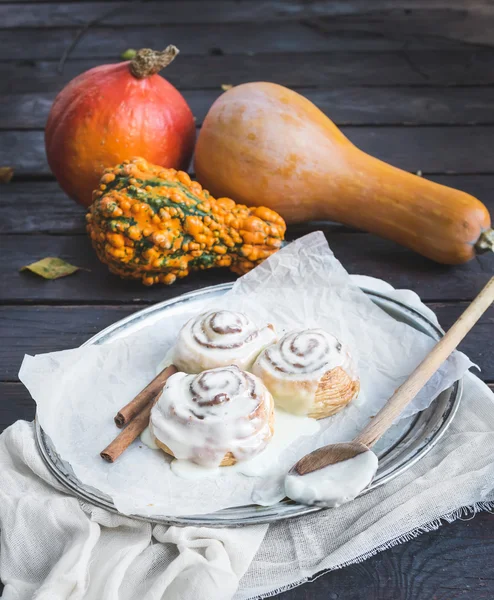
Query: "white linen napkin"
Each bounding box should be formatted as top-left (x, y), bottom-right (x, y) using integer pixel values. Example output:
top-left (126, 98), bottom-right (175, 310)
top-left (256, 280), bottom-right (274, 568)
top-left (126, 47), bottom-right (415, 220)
top-left (1, 276), bottom-right (493, 600)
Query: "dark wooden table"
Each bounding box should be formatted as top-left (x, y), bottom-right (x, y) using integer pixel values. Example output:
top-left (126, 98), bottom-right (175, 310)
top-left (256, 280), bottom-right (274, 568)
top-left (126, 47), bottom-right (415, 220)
top-left (2, 1), bottom-right (494, 598)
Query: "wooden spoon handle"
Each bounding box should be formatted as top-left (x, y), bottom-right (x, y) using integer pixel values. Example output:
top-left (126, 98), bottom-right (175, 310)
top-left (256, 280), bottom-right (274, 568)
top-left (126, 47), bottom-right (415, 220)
top-left (356, 277), bottom-right (494, 448)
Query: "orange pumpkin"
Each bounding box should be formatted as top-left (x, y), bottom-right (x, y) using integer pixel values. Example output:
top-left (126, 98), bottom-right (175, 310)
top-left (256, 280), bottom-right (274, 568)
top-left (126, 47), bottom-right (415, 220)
top-left (45, 46), bottom-right (195, 207)
top-left (195, 82), bottom-right (493, 264)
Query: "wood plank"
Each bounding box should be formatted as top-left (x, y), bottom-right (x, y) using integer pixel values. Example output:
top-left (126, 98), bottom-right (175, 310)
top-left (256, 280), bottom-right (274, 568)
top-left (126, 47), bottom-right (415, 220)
top-left (5, 86), bottom-right (494, 130)
top-left (344, 126), bottom-right (494, 174)
top-left (0, 0), bottom-right (124, 2)
top-left (0, 382), bottom-right (35, 430)
top-left (0, 91), bottom-right (55, 129)
top-left (429, 174), bottom-right (494, 198)
top-left (4, 175), bottom-right (494, 235)
top-left (0, 0), bottom-right (491, 6)
top-left (2, 232), bottom-right (494, 305)
top-left (273, 511), bottom-right (494, 599)
top-left (2, 182), bottom-right (87, 234)
top-left (0, 1), bottom-right (491, 28)
top-left (2, 51), bottom-right (494, 94)
top-left (3, 126), bottom-right (493, 177)
top-left (0, 305), bottom-right (141, 380)
top-left (0, 23), bottom-right (447, 62)
top-left (4, 234), bottom-right (238, 304)
top-left (0, 300), bottom-right (492, 382)
top-left (0, 131), bottom-right (49, 175)
top-left (309, 10), bottom-right (494, 49)
top-left (1, 10), bottom-right (493, 50)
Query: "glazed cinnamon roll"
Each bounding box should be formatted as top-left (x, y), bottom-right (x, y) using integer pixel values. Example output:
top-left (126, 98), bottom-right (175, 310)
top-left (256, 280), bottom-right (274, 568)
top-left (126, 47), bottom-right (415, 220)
top-left (149, 365), bottom-right (274, 467)
top-left (252, 329), bottom-right (359, 419)
top-left (171, 310), bottom-right (276, 373)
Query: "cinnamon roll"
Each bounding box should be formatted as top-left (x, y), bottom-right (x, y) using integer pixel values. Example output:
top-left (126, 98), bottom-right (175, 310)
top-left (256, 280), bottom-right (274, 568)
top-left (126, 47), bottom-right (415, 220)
top-left (171, 310), bottom-right (276, 373)
top-left (252, 329), bottom-right (359, 419)
top-left (149, 365), bottom-right (275, 467)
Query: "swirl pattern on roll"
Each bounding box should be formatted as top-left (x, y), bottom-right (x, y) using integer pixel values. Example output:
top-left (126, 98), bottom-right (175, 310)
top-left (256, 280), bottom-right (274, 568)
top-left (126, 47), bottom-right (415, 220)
top-left (192, 310), bottom-right (258, 349)
top-left (260, 329), bottom-right (354, 378)
top-left (252, 328), bottom-right (359, 418)
top-left (171, 310), bottom-right (276, 373)
top-left (150, 366), bottom-right (274, 467)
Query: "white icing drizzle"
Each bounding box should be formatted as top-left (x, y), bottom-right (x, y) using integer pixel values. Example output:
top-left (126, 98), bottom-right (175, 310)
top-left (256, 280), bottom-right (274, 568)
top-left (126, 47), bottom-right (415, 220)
top-left (284, 450), bottom-right (378, 508)
top-left (140, 426), bottom-right (159, 450)
top-left (235, 408), bottom-right (319, 477)
top-left (171, 310), bottom-right (276, 373)
top-left (169, 408), bottom-right (319, 486)
top-left (170, 408), bottom-right (320, 480)
top-left (150, 366), bottom-right (274, 467)
top-left (252, 328), bottom-right (357, 415)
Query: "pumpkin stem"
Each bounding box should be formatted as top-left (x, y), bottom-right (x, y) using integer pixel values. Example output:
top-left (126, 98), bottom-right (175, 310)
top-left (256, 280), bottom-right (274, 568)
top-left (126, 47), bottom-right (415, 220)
top-left (129, 46), bottom-right (179, 79)
top-left (476, 229), bottom-right (494, 255)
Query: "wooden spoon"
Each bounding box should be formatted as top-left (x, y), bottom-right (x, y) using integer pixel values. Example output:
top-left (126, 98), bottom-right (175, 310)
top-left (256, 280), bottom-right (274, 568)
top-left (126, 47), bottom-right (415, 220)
top-left (285, 277), bottom-right (494, 508)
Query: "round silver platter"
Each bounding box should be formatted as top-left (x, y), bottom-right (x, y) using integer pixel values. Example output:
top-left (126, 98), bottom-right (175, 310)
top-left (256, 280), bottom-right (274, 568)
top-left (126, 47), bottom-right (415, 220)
top-left (35, 283), bottom-right (462, 527)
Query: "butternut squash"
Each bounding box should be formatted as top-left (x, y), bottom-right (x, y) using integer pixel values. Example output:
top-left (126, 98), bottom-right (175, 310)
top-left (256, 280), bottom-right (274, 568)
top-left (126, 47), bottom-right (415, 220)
top-left (195, 82), bottom-right (493, 264)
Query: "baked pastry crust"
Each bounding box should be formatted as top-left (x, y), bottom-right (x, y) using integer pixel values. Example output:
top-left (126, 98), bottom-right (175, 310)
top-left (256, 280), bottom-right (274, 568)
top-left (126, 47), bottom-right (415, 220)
top-left (252, 329), bottom-right (359, 419)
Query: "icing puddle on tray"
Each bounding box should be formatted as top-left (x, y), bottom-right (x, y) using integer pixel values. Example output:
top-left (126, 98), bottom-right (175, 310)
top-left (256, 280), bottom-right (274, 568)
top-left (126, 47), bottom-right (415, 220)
top-left (141, 408), bottom-right (320, 480)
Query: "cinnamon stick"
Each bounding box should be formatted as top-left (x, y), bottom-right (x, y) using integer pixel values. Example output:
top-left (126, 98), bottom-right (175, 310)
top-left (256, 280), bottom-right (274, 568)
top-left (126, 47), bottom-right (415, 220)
top-left (101, 401), bottom-right (155, 463)
top-left (114, 364), bottom-right (177, 428)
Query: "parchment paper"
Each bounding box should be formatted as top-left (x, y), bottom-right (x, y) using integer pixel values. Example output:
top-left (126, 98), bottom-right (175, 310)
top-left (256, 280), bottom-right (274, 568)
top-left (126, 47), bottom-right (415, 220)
top-left (19, 232), bottom-right (473, 516)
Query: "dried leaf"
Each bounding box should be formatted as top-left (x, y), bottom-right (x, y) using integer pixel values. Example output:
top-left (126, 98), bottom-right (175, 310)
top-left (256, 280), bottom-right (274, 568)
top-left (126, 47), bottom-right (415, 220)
top-left (0, 167), bottom-right (13, 183)
top-left (121, 48), bottom-right (137, 60)
top-left (20, 257), bottom-right (81, 280)
top-left (221, 84), bottom-right (233, 91)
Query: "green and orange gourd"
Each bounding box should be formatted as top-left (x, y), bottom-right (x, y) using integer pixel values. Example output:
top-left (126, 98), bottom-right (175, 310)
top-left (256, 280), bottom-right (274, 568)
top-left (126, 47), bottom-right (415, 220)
top-left (86, 157), bottom-right (286, 285)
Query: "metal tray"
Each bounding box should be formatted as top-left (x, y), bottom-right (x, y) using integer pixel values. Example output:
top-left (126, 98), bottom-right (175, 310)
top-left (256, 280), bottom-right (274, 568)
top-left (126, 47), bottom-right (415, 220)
top-left (35, 283), bottom-right (462, 527)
